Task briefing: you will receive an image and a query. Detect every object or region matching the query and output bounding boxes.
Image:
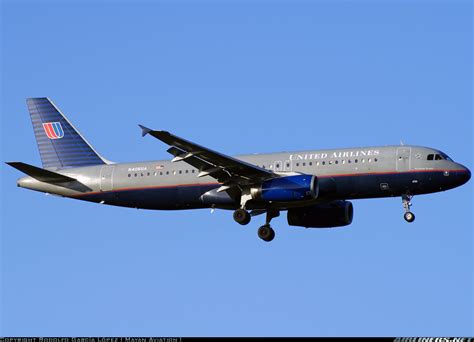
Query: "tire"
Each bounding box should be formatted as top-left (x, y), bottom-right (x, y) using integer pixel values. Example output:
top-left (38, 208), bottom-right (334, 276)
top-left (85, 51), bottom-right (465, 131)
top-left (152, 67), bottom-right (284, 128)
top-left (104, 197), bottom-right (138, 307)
top-left (404, 211), bottom-right (415, 223)
top-left (233, 208), bottom-right (251, 225)
top-left (258, 225), bottom-right (275, 242)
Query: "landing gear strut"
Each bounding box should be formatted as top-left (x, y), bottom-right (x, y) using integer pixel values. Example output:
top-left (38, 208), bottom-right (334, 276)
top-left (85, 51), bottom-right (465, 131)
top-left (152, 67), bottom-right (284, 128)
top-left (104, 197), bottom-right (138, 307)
top-left (257, 210), bottom-right (279, 242)
top-left (402, 194), bottom-right (415, 223)
top-left (233, 208), bottom-right (251, 225)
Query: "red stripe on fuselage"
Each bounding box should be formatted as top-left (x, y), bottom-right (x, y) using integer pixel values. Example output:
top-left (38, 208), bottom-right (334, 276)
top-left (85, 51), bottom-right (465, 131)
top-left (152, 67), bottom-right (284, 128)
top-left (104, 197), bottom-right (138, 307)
top-left (72, 169), bottom-right (467, 198)
top-left (73, 182), bottom-right (220, 197)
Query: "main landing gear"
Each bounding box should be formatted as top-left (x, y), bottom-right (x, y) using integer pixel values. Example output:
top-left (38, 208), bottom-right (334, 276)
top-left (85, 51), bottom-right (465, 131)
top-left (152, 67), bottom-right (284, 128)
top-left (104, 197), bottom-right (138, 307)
top-left (402, 194), bottom-right (415, 223)
top-left (233, 208), bottom-right (279, 242)
top-left (258, 210), bottom-right (279, 242)
top-left (258, 224), bottom-right (275, 242)
top-left (233, 208), bottom-right (251, 225)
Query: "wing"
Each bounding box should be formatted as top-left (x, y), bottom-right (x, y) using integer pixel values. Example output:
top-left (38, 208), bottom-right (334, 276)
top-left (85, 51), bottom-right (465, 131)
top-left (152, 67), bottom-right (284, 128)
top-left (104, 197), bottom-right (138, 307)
top-left (139, 125), bottom-right (277, 192)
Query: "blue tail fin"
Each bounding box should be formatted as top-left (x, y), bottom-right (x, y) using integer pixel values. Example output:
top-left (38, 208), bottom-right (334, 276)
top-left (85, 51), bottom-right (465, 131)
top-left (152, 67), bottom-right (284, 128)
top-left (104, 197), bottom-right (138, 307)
top-left (26, 97), bottom-right (107, 169)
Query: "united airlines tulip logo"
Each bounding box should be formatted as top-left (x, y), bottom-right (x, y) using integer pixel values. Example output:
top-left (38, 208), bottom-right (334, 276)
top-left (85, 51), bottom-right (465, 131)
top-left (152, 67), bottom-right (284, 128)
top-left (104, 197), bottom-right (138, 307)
top-left (43, 122), bottom-right (64, 139)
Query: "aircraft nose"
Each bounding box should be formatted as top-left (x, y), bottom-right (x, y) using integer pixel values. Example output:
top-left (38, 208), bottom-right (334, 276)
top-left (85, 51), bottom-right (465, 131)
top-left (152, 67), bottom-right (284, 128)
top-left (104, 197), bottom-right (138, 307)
top-left (457, 165), bottom-right (471, 186)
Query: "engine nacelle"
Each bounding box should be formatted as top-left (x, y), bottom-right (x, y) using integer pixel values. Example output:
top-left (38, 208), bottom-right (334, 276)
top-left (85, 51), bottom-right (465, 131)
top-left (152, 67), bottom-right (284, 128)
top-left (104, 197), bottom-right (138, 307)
top-left (287, 200), bottom-right (353, 228)
top-left (251, 175), bottom-right (318, 202)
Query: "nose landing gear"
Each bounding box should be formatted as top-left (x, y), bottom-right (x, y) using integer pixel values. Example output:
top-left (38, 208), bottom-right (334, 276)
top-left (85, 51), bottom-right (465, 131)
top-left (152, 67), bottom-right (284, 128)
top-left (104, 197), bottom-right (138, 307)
top-left (402, 194), bottom-right (415, 223)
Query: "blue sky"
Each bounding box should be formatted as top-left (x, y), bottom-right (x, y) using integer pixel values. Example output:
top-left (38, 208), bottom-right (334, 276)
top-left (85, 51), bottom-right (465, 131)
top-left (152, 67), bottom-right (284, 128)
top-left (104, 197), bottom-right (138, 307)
top-left (1, 0), bottom-right (472, 336)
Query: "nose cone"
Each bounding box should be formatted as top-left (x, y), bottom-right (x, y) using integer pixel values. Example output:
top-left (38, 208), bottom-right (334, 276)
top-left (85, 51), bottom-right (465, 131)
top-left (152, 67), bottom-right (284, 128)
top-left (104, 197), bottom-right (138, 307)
top-left (457, 165), bottom-right (471, 186)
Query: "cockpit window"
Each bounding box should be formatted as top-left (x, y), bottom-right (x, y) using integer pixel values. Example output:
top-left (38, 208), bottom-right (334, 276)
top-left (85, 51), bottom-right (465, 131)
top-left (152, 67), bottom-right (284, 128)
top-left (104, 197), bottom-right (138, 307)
top-left (427, 152), bottom-right (453, 161)
top-left (439, 152), bottom-right (453, 162)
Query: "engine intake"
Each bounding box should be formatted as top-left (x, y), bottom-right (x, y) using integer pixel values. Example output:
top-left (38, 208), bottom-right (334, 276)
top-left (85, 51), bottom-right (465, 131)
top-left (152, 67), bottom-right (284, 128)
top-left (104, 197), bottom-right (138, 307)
top-left (287, 200), bottom-right (353, 228)
top-left (251, 175), bottom-right (318, 202)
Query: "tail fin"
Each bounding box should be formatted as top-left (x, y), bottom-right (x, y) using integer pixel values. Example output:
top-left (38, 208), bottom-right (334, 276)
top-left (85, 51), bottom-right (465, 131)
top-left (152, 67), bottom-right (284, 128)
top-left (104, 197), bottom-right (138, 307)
top-left (26, 97), bottom-right (107, 169)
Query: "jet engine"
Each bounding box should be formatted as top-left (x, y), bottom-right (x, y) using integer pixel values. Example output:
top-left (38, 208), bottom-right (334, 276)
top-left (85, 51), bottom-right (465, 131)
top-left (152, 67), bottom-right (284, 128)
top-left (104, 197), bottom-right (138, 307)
top-left (287, 200), bottom-right (353, 228)
top-left (251, 175), bottom-right (318, 202)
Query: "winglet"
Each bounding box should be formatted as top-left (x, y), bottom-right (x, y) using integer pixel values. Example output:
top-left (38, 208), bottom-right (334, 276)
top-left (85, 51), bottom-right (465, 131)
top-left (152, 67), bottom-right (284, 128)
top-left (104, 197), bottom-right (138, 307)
top-left (138, 124), bottom-right (152, 137)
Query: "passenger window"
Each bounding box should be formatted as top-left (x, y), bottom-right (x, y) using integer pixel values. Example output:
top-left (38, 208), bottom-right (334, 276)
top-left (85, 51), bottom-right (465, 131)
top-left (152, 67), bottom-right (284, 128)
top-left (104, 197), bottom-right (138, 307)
top-left (296, 163), bottom-right (299, 167)
top-left (134, 173), bottom-right (137, 177)
top-left (354, 159), bottom-right (358, 163)
top-left (322, 161), bottom-right (326, 165)
top-left (160, 172), bottom-right (163, 175)
top-left (185, 170), bottom-right (189, 173)
top-left (427, 154), bottom-right (434, 160)
top-left (166, 171), bottom-right (169, 175)
top-left (348, 160), bottom-right (351, 164)
top-left (309, 162), bottom-right (312, 166)
top-left (286, 163), bottom-right (290, 168)
top-left (374, 158), bottom-right (378, 162)
top-left (147, 172), bottom-right (150, 176)
top-left (128, 174), bottom-right (131, 177)
top-left (302, 162), bottom-right (306, 166)
top-left (435, 154), bottom-right (442, 160)
top-left (316, 162), bottom-right (320, 166)
top-left (179, 170), bottom-right (182, 174)
top-left (335, 160), bottom-right (338, 164)
top-left (192, 170), bottom-right (195, 173)
top-left (329, 161), bottom-right (333, 165)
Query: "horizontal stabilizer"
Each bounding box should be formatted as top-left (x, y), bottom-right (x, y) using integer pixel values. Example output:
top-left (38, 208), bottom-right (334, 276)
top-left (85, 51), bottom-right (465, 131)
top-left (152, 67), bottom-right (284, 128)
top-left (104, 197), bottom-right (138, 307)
top-left (6, 162), bottom-right (92, 192)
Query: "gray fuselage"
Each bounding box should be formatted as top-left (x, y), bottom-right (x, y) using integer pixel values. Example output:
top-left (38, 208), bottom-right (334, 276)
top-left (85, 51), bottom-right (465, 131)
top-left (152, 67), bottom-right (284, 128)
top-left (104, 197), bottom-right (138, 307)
top-left (17, 145), bottom-right (471, 211)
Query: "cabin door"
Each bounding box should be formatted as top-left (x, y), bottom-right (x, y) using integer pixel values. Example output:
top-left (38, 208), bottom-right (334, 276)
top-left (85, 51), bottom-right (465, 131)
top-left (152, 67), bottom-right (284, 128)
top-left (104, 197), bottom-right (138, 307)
top-left (396, 147), bottom-right (411, 172)
top-left (100, 165), bottom-right (115, 191)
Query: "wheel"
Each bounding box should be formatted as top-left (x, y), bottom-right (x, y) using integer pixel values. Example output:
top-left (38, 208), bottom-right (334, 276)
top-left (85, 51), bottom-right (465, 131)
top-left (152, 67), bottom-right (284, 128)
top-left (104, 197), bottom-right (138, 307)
top-left (258, 225), bottom-right (275, 242)
top-left (233, 208), bottom-right (251, 225)
top-left (404, 211), bottom-right (415, 223)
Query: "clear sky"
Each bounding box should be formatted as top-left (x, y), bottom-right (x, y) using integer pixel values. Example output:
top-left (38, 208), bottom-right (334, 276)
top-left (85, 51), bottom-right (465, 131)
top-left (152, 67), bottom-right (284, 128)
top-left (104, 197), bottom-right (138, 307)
top-left (1, 0), bottom-right (472, 337)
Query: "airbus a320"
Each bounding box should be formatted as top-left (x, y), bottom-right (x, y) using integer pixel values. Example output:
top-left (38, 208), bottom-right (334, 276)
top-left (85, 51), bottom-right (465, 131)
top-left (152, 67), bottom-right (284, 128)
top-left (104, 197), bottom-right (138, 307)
top-left (7, 98), bottom-right (471, 242)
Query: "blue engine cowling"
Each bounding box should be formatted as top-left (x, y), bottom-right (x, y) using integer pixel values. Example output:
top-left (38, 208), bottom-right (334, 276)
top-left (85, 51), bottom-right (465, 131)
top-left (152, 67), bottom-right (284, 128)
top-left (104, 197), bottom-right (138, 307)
top-left (251, 175), bottom-right (318, 202)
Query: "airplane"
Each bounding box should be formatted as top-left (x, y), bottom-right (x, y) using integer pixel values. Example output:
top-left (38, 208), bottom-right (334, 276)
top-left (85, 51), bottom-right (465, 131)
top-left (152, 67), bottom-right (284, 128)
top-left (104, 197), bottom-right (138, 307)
top-left (6, 98), bottom-right (471, 242)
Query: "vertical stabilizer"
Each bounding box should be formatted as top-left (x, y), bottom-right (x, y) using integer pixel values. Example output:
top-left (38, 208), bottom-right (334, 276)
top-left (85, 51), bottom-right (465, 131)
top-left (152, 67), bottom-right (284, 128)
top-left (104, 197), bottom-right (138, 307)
top-left (26, 97), bottom-right (107, 169)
